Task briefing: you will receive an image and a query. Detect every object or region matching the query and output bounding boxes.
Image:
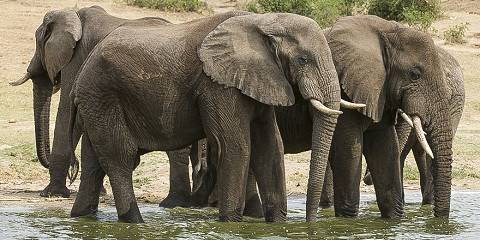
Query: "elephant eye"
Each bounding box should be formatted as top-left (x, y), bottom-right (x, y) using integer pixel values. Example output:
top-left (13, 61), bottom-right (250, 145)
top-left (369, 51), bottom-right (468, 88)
top-left (409, 68), bottom-right (422, 81)
top-left (297, 56), bottom-right (308, 65)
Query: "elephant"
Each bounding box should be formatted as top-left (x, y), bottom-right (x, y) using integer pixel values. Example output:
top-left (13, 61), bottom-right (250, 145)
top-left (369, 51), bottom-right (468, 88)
top-left (193, 15), bottom-right (457, 219)
top-left (8, 6), bottom-right (203, 206)
top-left (323, 15), bottom-right (455, 218)
top-left (8, 6), bottom-right (163, 197)
top-left (362, 46), bottom-right (465, 205)
top-left (68, 11), bottom-right (343, 223)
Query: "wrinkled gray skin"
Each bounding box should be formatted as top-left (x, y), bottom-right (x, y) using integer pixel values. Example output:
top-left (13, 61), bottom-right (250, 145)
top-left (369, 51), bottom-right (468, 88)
top-left (11, 6), bottom-right (198, 206)
top-left (69, 12), bottom-right (341, 223)
top-left (362, 46), bottom-right (465, 205)
top-left (195, 15), bottom-right (456, 219)
top-left (325, 15), bottom-right (453, 218)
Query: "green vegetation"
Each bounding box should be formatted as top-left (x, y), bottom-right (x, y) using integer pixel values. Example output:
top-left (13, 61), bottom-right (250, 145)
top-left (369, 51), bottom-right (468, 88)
top-left (124, 0), bottom-right (206, 12)
top-left (246, 0), bottom-right (441, 30)
top-left (246, 0), bottom-right (356, 27)
top-left (444, 22), bottom-right (470, 44)
top-left (367, 0), bottom-right (441, 31)
top-left (403, 163), bottom-right (420, 181)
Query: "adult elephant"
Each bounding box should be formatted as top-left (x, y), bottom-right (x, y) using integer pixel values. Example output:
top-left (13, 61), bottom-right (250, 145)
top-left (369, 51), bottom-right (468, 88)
top-left (324, 15), bottom-right (454, 218)
top-left (8, 6), bottom-right (199, 205)
top-left (362, 46), bottom-right (465, 205)
top-left (69, 12), bottom-right (343, 223)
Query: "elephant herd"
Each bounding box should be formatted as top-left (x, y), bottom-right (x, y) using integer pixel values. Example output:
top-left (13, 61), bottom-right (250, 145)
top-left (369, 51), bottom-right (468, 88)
top-left (9, 6), bottom-right (464, 224)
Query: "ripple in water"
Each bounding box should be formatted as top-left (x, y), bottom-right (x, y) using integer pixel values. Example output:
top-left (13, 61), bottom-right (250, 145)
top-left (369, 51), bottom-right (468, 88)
top-left (0, 191), bottom-right (479, 239)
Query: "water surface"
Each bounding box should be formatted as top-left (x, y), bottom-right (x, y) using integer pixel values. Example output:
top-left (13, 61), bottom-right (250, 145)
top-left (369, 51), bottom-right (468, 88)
top-left (1, 191), bottom-right (479, 239)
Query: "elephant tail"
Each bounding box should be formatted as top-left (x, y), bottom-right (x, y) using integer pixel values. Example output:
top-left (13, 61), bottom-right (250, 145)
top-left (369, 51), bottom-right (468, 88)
top-left (67, 94), bottom-right (81, 185)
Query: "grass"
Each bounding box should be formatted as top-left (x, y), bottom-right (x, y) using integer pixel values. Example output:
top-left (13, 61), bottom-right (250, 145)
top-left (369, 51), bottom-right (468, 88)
top-left (124, 0), bottom-right (207, 12)
top-left (444, 22), bottom-right (470, 44)
top-left (403, 163), bottom-right (420, 181)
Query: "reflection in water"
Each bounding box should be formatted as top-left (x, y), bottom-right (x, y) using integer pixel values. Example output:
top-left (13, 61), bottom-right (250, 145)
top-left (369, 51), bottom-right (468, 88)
top-left (0, 192), bottom-right (478, 239)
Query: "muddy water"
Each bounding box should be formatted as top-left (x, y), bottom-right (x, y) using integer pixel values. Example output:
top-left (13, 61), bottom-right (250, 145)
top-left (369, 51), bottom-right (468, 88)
top-left (0, 191), bottom-right (478, 239)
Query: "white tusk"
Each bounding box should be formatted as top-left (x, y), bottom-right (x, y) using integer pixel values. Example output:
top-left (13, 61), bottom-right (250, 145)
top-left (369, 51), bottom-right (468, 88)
top-left (397, 109), bottom-right (426, 135)
top-left (397, 109), bottom-right (414, 127)
top-left (412, 116), bottom-right (434, 159)
top-left (9, 72), bottom-right (31, 86)
top-left (310, 99), bottom-right (342, 116)
top-left (340, 99), bottom-right (366, 109)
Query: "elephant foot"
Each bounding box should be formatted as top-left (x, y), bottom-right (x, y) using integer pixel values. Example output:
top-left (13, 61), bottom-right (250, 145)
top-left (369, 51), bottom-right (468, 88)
top-left (334, 207), bottom-right (359, 217)
top-left (219, 211), bottom-right (243, 222)
top-left (243, 195), bottom-right (264, 218)
top-left (264, 207), bottom-right (287, 222)
top-left (118, 202), bottom-right (144, 223)
top-left (159, 192), bottom-right (190, 208)
top-left (40, 183), bottom-right (70, 198)
top-left (422, 196), bottom-right (434, 205)
top-left (363, 173), bottom-right (373, 186)
top-left (379, 207), bottom-right (404, 219)
top-left (70, 204), bottom-right (99, 218)
top-left (319, 199), bottom-right (333, 209)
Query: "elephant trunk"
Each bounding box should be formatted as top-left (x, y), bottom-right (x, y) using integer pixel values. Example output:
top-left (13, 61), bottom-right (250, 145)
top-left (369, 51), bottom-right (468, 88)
top-left (427, 109), bottom-right (453, 217)
top-left (306, 110), bottom-right (337, 222)
top-left (33, 79), bottom-right (53, 169)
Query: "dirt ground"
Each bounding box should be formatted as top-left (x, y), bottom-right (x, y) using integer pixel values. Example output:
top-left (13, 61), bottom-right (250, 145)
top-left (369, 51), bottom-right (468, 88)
top-left (0, 0), bottom-right (479, 207)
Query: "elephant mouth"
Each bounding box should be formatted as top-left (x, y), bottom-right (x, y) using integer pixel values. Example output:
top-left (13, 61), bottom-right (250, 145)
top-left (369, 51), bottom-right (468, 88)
top-left (397, 109), bottom-right (433, 158)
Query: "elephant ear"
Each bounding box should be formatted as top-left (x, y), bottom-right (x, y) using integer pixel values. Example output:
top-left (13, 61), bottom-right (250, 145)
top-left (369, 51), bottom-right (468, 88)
top-left (42, 10), bottom-right (82, 83)
top-left (326, 15), bottom-right (399, 122)
top-left (199, 13), bottom-right (294, 106)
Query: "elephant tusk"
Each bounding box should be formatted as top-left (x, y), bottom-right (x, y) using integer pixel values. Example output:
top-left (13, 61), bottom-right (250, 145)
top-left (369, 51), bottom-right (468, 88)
top-left (9, 72), bottom-right (31, 86)
top-left (412, 116), bottom-right (434, 159)
top-left (397, 109), bottom-right (414, 127)
top-left (340, 99), bottom-right (366, 109)
top-left (310, 99), bottom-right (342, 116)
top-left (397, 109), bottom-right (426, 135)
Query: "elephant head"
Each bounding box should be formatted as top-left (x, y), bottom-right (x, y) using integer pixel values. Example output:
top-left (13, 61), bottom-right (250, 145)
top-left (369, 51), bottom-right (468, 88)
top-left (327, 15), bottom-right (453, 217)
top-left (199, 12), bottom-right (344, 221)
top-left (9, 10), bottom-right (82, 168)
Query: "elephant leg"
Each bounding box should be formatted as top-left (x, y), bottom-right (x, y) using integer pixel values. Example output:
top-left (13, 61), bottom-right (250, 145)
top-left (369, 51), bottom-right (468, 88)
top-left (200, 120), bottom-right (251, 220)
top-left (319, 161), bottom-right (334, 208)
top-left (243, 169), bottom-right (264, 218)
top-left (363, 126), bottom-right (404, 218)
top-left (413, 142), bottom-right (434, 205)
top-left (211, 130), bottom-right (250, 221)
top-left (71, 134), bottom-right (105, 217)
top-left (108, 168), bottom-right (142, 223)
top-left (95, 112), bottom-right (143, 223)
top-left (105, 143), bottom-right (143, 223)
top-left (41, 88), bottom-right (71, 198)
top-left (250, 109), bottom-right (287, 222)
top-left (160, 147), bottom-right (191, 208)
top-left (331, 110), bottom-right (364, 217)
